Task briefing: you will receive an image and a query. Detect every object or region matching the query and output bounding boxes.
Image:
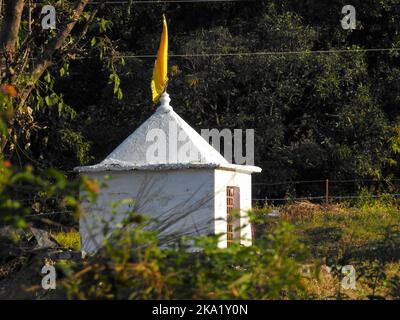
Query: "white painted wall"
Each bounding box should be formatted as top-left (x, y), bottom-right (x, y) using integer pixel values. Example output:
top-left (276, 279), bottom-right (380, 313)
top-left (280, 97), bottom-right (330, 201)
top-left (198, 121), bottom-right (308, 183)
top-left (214, 169), bottom-right (253, 248)
top-left (80, 169), bottom-right (215, 253)
top-left (80, 168), bottom-right (254, 253)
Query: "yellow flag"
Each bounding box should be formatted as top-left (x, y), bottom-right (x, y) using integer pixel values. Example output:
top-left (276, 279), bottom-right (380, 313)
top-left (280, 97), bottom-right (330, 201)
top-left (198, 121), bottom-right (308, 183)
top-left (151, 15), bottom-right (168, 103)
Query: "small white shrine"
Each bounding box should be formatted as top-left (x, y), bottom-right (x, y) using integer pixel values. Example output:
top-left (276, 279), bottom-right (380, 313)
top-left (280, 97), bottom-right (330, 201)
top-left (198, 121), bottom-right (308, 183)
top-left (74, 93), bottom-right (261, 253)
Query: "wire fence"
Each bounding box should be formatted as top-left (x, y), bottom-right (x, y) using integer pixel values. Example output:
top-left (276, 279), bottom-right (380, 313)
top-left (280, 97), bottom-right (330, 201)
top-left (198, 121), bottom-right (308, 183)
top-left (252, 178), bottom-right (400, 205)
top-left (252, 194), bottom-right (400, 202)
top-left (24, 210), bottom-right (74, 218)
top-left (5, 178), bottom-right (400, 219)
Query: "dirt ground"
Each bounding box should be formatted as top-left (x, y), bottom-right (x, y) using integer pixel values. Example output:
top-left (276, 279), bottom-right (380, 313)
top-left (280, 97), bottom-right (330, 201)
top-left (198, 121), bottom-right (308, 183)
top-left (0, 226), bottom-right (80, 300)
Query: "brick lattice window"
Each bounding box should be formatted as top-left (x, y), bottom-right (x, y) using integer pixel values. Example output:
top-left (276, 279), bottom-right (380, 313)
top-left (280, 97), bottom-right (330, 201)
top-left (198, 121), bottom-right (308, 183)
top-left (226, 187), bottom-right (235, 247)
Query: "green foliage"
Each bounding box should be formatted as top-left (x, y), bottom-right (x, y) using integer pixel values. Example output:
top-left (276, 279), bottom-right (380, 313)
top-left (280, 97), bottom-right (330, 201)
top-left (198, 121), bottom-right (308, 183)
top-left (52, 230), bottom-right (81, 251)
top-left (58, 128), bottom-right (92, 165)
top-left (2, 0), bottom-right (400, 301)
top-left (0, 90), bottom-right (13, 137)
top-left (0, 100), bottom-right (99, 227)
top-left (3, 1), bottom-right (400, 183)
top-left (267, 196), bottom-right (400, 299)
top-left (0, 1), bottom-right (126, 171)
top-left (389, 125), bottom-right (400, 155)
top-left (0, 161), bottom-right (64, 227)
top-left (108, 72), bottom-right (123, 100)
top-left (65, 1), bottom-right (399, 189)
top-left (62, 220), bottom-right (309, 300)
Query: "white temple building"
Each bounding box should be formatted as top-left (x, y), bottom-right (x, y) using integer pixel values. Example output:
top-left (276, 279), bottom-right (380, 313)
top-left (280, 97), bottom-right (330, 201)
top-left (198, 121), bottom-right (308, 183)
top-left (74, 93), bottom-right (261, 253)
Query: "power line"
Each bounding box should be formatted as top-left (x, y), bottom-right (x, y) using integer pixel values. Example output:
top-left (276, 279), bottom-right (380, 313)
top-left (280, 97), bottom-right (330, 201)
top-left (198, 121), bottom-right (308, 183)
top-left (118, 48), bottom-right (400, 59)
top-left (32, 47), bottom-right (400, 62)
top-left (87, 0), bottom-right (253, 3)
top-left (20, 2), bottom-right (400, 58)
top-left (31, 0), bottom-right (254, 4)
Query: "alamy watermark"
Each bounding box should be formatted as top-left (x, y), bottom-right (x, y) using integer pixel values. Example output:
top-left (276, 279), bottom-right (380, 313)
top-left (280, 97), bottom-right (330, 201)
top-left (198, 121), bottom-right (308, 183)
top-left (341, 5), bottom-right (356, 30)
top-left (39, 4), bottom-right (355, 33)
top-left (201, 128), bottom-right (254, 165)
top-left (145, 121), bottom-right (254, 165)
top-left (41, 5), bottom-right (56, 30)
top-left (41, 264), bottom-right (56, 290)
top-left (326, 264), bottom-right (357, 290)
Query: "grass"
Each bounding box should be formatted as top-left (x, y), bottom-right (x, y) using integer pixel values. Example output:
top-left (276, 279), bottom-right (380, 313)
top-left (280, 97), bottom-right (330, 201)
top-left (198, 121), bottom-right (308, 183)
top-left (51, 230), bottom-right (80, 251)
top-left (253, 195), bottom-right (400, 299)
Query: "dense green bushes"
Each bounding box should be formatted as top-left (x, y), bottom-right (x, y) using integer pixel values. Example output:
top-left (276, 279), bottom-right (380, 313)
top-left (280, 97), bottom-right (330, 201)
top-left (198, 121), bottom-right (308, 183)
top-left (62, 220), bottom-right (309, 300)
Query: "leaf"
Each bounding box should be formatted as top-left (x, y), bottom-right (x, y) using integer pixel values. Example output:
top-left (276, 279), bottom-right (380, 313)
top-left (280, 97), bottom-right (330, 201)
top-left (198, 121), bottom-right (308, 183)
top-left (36, 95), bottom-right (44, 109)
top-left (58, 102), bottom-right (64, 114)
top-left (44, 72), bottom-right (51, 83)
top-left (45, 96), bottom-right (52, 107)
top-left (91, 37), bottom-right (97, 47)
top-left (117, 88), bottom-right (123, 100)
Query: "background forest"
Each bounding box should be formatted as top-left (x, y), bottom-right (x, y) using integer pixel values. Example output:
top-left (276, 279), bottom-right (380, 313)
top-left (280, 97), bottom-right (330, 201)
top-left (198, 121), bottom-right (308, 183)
top-left (2, 0), bottom-right (400, 195)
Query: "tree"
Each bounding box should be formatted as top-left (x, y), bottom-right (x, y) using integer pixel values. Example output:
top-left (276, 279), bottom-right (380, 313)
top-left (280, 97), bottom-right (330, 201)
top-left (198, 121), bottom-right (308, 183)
top-left (2, 0), bottom-right (400, 194)
top-left (80, 1), bottom-right (399, 198)
top-left (0, 0), bottom-right (123, 162)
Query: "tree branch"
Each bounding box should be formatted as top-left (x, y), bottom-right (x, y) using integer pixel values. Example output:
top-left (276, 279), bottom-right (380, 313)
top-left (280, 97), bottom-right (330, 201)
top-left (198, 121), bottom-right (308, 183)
top-left (0, 0), bottom-right (25, 82)
top-left (0, 0), bottom-right (24, 53)
top-left (19, 0), bottom-right (90, 106)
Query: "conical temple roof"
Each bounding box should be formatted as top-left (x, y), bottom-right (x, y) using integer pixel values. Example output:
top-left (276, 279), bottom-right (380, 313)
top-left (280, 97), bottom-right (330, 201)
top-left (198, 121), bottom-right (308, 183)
top-left (74, 93), bottom-right (261, 174)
